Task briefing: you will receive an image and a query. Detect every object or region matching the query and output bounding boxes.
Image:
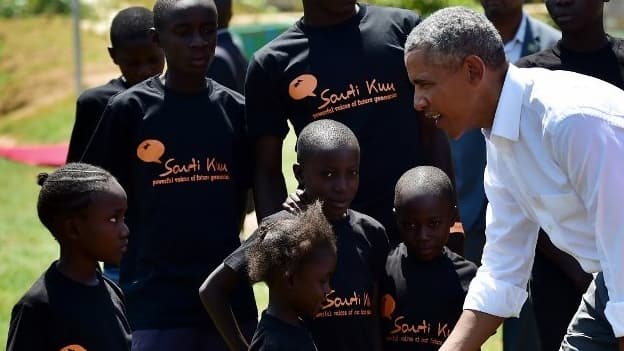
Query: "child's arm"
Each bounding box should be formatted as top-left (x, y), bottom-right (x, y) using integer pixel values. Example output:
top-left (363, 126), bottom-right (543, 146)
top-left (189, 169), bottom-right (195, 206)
top-left (6, 303), bottom-right (47, 351)
top-left (199, 263), bottom-right (249, 351)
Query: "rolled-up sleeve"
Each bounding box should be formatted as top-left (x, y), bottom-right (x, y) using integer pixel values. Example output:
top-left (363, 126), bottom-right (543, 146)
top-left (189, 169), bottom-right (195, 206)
top-left (553, 114), bottom-right (624, 337)
top-left (463, 159), bottom-right (540, 318)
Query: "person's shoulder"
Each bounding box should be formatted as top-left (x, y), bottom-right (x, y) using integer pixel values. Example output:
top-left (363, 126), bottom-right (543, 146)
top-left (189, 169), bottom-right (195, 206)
top-left (77, 78), bottom-right (126, 106)
top-left (444, 248), bottom-right (477, 273)
top-left (608, 36), bottom-right (624, 63)
top-left (210, 79), bottom-right (245, 105)
top-left (250, 24), bottom-right (305, 65)
top-left (515, 45), bottom-right (560, 69)
top-left (348, 209), bottom-right (389, 243)
top-left (361, 4), bottom-right (420, 32)
top-left (262, 210), bottom-right (296, 225)
top-left (107, 76), bottom-right (160, 106)
top-left (14, 270), bottom-right (50, 310)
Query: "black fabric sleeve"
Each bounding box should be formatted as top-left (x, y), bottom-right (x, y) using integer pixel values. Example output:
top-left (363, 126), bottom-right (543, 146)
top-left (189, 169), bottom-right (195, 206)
top-left (6, 303), bottom-right (48, 351)
top-left (223, 230), bottom-right (260, 275)
top-left (67, 96), bottom-right (101, 163)
top-left (244, 57), bottom-right (289, 139)
top-left (372, 225), bottom-right (391, 281)
top-left (208, 48), bottom-right (240, 93)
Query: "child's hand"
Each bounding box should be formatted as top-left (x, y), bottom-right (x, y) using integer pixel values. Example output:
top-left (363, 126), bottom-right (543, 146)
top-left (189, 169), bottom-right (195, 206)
top-left (282, 189), bottom-right (308, 214)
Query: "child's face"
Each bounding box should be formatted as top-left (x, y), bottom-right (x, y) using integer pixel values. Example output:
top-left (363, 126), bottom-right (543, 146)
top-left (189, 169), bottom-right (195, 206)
top-left (290, 249), bottom-right (336, 318)
top-left (74, 181), bottom-right (129, 265)
top-left (155, 0), bottom-right (218, 77)
top-left (294, 147), bottom-right (359, 221)
top-left (109, 39), bottom-right (165, 86)
top-left (395, 193), bottom-right (453, 261)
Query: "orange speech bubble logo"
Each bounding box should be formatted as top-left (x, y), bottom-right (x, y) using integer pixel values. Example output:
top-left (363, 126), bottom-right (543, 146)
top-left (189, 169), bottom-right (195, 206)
top-left (289, 74), bottom-right (318, 100)
top-left (59, 345), bottom-right (87, 351)
top-left (381, 294), bottom-right (396, 319)
top-left (137, 139), bottom-right (165, 164)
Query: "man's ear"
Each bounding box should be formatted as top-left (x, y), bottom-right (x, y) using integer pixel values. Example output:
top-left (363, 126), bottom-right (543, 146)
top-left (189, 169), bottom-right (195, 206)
top-left (293, 163), bottom-right (304, 187)
top-left (463, 55), bottom-right (486, 85)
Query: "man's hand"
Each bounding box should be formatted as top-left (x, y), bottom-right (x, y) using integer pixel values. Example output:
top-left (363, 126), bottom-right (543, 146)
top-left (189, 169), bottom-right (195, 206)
top-left (282, 189), bottom-right (310, 214)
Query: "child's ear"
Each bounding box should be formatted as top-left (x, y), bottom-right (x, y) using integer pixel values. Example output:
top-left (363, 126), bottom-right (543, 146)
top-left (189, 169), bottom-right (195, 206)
top-left (107, 47), bottom-right (118, 65)
top-left (293, 163), bottom-right (304, 187)
top-left (59, 216), bottom-right (81, 241)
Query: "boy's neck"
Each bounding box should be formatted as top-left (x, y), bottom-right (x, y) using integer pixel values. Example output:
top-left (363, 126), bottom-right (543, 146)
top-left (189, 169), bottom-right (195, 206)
top-left (267, 290), bottom-right (301, 326)
top-left (56, 253), bottom-right (100, 286)
top-left (490, 11), bottom-right (523, 44)
top-left (161, 72), bottom-right (207, 94)
top-left (561, 26), bottom-right (608, 52)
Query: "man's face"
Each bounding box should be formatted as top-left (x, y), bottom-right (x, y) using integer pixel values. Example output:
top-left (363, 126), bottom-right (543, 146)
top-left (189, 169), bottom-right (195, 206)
top-left (480, 0), bottom-right (523, 19)
top-left (405, 50), bottom-right (476, 140)
top-left (156, 0), bottom-right (218, 76)
top-left (546, 0), bottom-right (605, 33)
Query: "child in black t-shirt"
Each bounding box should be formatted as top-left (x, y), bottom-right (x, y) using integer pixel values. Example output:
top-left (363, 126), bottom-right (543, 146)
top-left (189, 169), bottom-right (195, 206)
top-left (200, 119), bottom-right (390, 351)
top-left (380, 166), bottom-right (477, 351)
top-left (67, 6), bottom-right (164, 164)
top-left (85, 0), bottom-right (257, 350)
top-left (247, 201), bottom-right (337, 351)
top-left (6, 163), bottom-right (132, 351)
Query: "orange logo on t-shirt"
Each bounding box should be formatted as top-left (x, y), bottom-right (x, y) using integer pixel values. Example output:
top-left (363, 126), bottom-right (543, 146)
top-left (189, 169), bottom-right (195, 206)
top-left (381, 294), bottom-right (396, 319)
top-left (137, 139), bottom-right (165, 164)
top-left (289, 74), bottom-right (318, 100)
top-left (59, 345), bottom-right (87, 351)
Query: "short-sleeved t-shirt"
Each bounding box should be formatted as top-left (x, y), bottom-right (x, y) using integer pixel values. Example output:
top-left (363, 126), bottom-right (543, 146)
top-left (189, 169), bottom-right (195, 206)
top-left (245, 4), bottom-right (423, 242)
top-left (516, 36), bottom-right (624, 90)
top-left (249, 311), bottom-right (318, 351)
top-left (380, 245), bottom-right (477, 351)
top-left (226, 209), bottom-right (390, 351)
top-left (87, 76), bottom-right (256, 330)
top-left (7, 262), bottom-right (132, 351)
top-left (67, 77), bottom-right (128, 163)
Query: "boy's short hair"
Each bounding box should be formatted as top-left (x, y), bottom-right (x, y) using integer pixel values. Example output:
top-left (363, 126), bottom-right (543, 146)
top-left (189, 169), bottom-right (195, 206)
top-left (296, 119), bottom-right (360, 164)
top-left (110, 6), bottom-right (155, 48)
top-left (394, 166), bottom-right (455, 209)
top-left (153, 0), bottom-right (177, 31)
top-left (36, 163), bottom-right (118, 238)
top-left (247, 201), bottom-right (336, 284)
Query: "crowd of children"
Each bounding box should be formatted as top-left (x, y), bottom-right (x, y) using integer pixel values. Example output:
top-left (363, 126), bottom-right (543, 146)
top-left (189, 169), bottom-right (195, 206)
top-left (7, 0), bottom-right (619, 351)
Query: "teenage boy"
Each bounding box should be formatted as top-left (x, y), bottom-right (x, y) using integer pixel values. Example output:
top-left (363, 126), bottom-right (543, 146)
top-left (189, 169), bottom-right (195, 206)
top-left (67, 6), bottom-right (164, 163)
top-left (246, 0), bottom-right (455, 244)
top-left (85, 0), bottom-right (257, 350)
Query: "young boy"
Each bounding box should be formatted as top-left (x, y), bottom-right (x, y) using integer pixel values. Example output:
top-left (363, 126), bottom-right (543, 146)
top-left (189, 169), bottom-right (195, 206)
top-left (380, 166), bottom-right (477, 351)
top-left (85, 0), bottom-right (257, 350)
top-left (67, 6), bottom-right (164, 163)
top-left (246, 201), bottom-right (337, 351)
top-left (6, 163), bottom-right (131, 351)
top-left (200, 119), bottom-right (390, 351)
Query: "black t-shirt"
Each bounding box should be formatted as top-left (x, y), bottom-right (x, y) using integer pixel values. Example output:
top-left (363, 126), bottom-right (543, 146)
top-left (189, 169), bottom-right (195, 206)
top-left (226, 209), bottom-right (390, 351)
top-left (249, 311), bottom-right (318, 351)
top-left (6, 262), bottom-right (131, 351)
top-left (380, 245), bottom-right (477, 351)
top-left (67, 77), bottom-right (128, 163)
top-left (245, 4), bottom-right (423, 242)
top-left (516, 35), bottom-right (624, 89)
top-left (87, 76), bottom-right (257, 330)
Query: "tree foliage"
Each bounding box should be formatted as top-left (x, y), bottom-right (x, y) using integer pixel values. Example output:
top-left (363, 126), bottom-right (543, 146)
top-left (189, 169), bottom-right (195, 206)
top-left (0, 0), bottom-right (73, 18)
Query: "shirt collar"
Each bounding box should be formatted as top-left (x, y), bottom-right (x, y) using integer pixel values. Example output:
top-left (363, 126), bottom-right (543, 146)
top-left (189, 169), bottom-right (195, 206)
top-left (511, 13), bottom-right (528, 45)
top-left (489, 64), bottom-right (526, 142)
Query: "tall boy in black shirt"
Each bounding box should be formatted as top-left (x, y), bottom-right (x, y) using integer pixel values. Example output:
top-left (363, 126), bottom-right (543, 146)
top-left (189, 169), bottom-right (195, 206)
top-left (246, 0), bottom-right (455, 243)
top-left (200, 119), bottom-right (390, 351)
top-left (516, 1), bottom-right (624, 350)
top-left (85, 0), bottom-right (257, 350)
top-left (67, 6), bottom-right (164, 163)
top-left (381, 166), bottom-right (477, 351)
top-left (7, 163), bottom-right (132, 351)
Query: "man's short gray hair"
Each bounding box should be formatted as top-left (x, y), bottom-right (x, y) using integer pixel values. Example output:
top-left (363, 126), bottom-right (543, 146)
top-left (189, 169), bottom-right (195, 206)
top-left (405, 7), bottom-right (506, 69)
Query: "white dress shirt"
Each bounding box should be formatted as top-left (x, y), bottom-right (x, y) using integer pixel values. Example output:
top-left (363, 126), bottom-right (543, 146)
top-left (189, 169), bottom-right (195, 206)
top-left (504, 13), bottom-right (527, 63)
top-left (463, 64), bottom-right (624, 337)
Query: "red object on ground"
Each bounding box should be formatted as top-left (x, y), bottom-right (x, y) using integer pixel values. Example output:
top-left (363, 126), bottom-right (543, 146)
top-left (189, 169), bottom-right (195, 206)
top-left (0, 143), bottom-right (68, 167)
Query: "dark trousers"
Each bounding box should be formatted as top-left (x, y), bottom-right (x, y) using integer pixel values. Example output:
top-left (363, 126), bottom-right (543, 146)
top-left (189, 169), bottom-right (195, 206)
top-left (531, 250), bottom-right (584, 351)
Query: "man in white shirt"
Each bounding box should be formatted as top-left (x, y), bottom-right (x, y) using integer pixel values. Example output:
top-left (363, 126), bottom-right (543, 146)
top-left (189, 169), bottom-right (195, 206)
top-left (404, 6), bottom-right (624, 351)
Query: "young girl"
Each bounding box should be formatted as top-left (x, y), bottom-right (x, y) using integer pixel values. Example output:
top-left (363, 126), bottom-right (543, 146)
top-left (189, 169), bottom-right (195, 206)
top-left (247, 201), bottom-right (337, 351)
top-left (6, 163), bottom-right (131, 351)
